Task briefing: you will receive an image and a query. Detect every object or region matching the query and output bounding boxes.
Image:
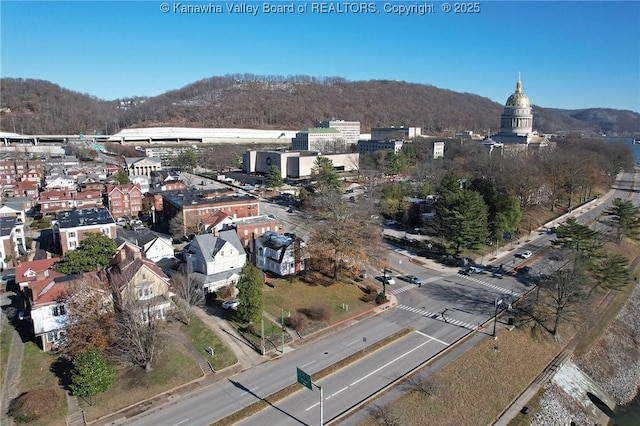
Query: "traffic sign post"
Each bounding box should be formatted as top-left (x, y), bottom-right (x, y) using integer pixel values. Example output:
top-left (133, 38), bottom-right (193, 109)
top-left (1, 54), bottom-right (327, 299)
top-left (297, 367), bottom-right (312, 391)
top-left (297, 367), bottom-right (323, 425)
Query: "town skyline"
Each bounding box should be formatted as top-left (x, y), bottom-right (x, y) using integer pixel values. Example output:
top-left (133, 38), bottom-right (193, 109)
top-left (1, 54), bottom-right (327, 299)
top-left (1, 1), bottom-right (639, 113)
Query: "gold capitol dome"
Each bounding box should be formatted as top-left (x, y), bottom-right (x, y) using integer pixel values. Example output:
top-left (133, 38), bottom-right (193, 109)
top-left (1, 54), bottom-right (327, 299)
top-left (505, 73), bottom-right (531, 108)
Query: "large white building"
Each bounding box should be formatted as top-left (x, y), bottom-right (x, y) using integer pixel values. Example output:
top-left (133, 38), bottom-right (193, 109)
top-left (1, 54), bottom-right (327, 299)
top-left (242, 150), bottom-right (359, 179)
top-left (371, 127), bottom-right (421, 141)
top-left (314, 120), bottom-right (361, 146)
top-left (291, 128), bottom-right (346, 153)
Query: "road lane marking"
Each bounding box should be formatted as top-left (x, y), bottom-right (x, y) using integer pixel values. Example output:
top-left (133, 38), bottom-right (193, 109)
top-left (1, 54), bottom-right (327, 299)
top-left (350, 340), bottom-right (432, 386)
top-left (327, 386), bottom-right (349, 400)
top-left (306, 339), bottom-right (434, 411)
top-left (414, 330), bottom-right (450, 346)
top-left (456, 274), bottom-right (522, 296)
top-left (397, 304), bottom-right (477, 330)
top-left (172, 420), bottom-right (190, 426)
top-left (238, 386), bottom-right (259, 396)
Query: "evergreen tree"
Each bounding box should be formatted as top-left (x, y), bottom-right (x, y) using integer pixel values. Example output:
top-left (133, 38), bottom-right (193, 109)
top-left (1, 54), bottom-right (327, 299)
top-left (437, 189), bottom-right (488, 254)
top-left (176, 149), bottom-right (198, 172)
top-left (553, 217), bottom-right (601, 256)
top-left (54, 233), bottom-right (117, 274)
top-left (70, 346), bottom-right (115, 405)
top-left (236, 263), bottom-right (264, 324)
top-left (590, 253), bottom-right (631, 296)
top-left (311, 156), bottom-right (340, 192)
top-left (603, 198), bottom-right (640, 243)
top-left (112, 169), bottom-right (130, 185)
top-left (264, 165), bottom-right (284, 190)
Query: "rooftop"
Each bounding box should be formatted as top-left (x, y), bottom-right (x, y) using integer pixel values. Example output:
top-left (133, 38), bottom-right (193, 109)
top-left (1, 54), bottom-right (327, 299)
top-left (55, 207), bottom-right (115, 229)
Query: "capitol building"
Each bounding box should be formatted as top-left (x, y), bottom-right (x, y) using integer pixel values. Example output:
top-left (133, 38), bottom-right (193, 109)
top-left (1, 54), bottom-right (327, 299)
top-left (485, 76), bottom-right (551, 154)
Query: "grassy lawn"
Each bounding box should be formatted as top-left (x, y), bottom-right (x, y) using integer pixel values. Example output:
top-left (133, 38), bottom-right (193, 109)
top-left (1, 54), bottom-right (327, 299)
top-left (0, 315), bottom-right (13, 391)
top-left (181, 315), bottom-right (237, 370)
top-left (358, 324), bottom-right (573, 426)
top-left (16, 342), bottom-right (67, 426)
top-left (81, 341), bottom-right (202, 421)
top-left (263, 275), bottom-right (376, 327)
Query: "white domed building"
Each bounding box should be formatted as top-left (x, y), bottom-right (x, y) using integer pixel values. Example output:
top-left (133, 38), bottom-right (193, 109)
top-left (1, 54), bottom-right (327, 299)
top-left (487, 76), bottom-right (551, 153)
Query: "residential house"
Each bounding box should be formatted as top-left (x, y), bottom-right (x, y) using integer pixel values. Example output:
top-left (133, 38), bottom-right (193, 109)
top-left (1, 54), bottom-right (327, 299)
top-left (73, 190), bottom-right (103, 210)
top-left (52, 207), bottom-right (116, 254)
top-left (130, 175), bottom-right (150, 194)
top-left (150, 169), bottom-right (181, 185)
top-left (0, 202), bottom-right (26, 225)
top-left (226, 214), bottom-right (282, 248)
top-left (19, 167), bottom-right (44, 184)
top-left (118, 231), bottom-right (174, 263)
top-left (107, 243), bottom-right (172, 321)
top-left (38, 189), bottom-right (76, 216)
top-left (201, 210), bottom-right (234, 234)
top-left (251, 231), bottom-right (305, 276)
top-left (15, 257), bottom-right (62, 290)
top-left (106, 183), bottom-right (144, 219)
top-left (9, 181), bottom-right (39, 198)
top-left (184, 229), bottom-right (246, 293)
top-left (23, 273), bottom-right (76, 351)
top-left (45, 176), bottom-right (77, 191)
top-left (0, 216), bottom-right (27, 269)
top-left (1, 197), bottom-right (35, 216)
top-left (77, 175), bottom-right (106, 193)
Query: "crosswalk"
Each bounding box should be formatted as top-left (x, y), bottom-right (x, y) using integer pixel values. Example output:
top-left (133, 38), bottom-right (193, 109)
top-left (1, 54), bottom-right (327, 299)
top-left (456, 273), bottom-right (522, 297)
top-left (388, 284), bottom-right (414, 295)
top-left (397, 304), bottom-right (477, 330)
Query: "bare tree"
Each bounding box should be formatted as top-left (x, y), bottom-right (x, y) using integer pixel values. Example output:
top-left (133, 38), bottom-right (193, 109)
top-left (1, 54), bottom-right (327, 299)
top-left (171, 271), bottom-right (204, 325)
top-left (536, 259), bottom-right (589, 341)
top-left (307, 190), bottom-right (382, 281)
top-left (110, 299), bottom-right (167, 372)
top-left (369, 403), bottom-right (405, 426)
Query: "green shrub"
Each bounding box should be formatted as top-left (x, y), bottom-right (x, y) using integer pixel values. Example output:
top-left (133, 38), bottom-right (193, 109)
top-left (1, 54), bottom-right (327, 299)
top-left (375, 292), bottom-right (388, 305)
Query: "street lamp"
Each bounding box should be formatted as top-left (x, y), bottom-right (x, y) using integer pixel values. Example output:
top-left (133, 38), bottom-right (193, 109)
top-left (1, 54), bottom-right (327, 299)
top-left (493, 298), bottom-right (503, 337)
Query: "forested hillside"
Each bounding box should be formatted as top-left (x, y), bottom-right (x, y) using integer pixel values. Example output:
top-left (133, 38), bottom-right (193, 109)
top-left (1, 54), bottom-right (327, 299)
top-left (1, 75), bottom-right (638, 136)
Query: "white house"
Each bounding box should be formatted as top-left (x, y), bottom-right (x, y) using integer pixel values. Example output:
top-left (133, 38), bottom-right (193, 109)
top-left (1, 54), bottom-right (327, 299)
top-left (185, 229), bottom-right (246, 293)
top-left (252, 231), bottom-right (305, 276)
top-left (45, 176), bottom-right (77, 191)
top-left (136, 232), bottom-right (175, 263)
top-left (130, 175), bottom-right (150, 194)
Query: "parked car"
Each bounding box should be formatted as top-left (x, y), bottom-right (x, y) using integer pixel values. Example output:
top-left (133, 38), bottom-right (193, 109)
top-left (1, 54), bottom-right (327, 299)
top-left (519, 251), bottom-right (533, 259)
top-left (116, 217), bottom-right (127, 226)
top-left (222, 299), bottom-right (240, 309)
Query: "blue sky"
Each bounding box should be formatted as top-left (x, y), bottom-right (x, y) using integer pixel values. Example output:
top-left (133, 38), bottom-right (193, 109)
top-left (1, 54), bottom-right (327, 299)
top-left (1, 1), bottom-right (639, 112)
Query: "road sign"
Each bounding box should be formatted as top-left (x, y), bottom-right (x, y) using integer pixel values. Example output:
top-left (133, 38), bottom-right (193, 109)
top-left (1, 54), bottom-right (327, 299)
top-left (384, 268), bottom-right (393, 274)
top-left (297, 367), bottom-right (312, 391)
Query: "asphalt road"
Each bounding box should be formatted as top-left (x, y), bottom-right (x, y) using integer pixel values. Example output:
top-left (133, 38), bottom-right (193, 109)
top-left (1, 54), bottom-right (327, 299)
top-left (127, 168), bottom-right (639, 426)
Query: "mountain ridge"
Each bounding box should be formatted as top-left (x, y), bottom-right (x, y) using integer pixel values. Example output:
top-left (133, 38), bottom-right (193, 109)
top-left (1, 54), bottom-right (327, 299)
top-left (1, 75), bottom-right (638, 136)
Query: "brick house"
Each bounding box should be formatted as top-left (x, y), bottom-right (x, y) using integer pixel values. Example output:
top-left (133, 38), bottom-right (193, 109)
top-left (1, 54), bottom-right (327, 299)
top-left (52, 207), bottom-right (116, 254)
top-left (106, 183), bottom-right (144, 219)
top-left (162, 188), bottom-right (260, 236)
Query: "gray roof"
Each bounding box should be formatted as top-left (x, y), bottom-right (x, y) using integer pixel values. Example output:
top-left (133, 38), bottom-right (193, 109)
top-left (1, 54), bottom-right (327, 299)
top-left (56, 207), bottom-right (115, 229)
top-left (188, 229), bottom-right (244, 262)
top-left (0, 216), bottom-right (17, 237)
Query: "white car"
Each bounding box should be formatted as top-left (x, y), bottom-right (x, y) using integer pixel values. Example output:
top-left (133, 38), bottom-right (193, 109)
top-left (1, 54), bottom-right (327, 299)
top-left (222, 299), bottom-right (240, 309)
top-left (383, 276), bottom-right (396, 285)
top-left (520, 251), bottom-right (533, 259)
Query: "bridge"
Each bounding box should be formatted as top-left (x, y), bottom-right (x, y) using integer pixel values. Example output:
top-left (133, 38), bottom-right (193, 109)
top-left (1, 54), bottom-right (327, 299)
top-left (0, 132), bottom-right (113, 146)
